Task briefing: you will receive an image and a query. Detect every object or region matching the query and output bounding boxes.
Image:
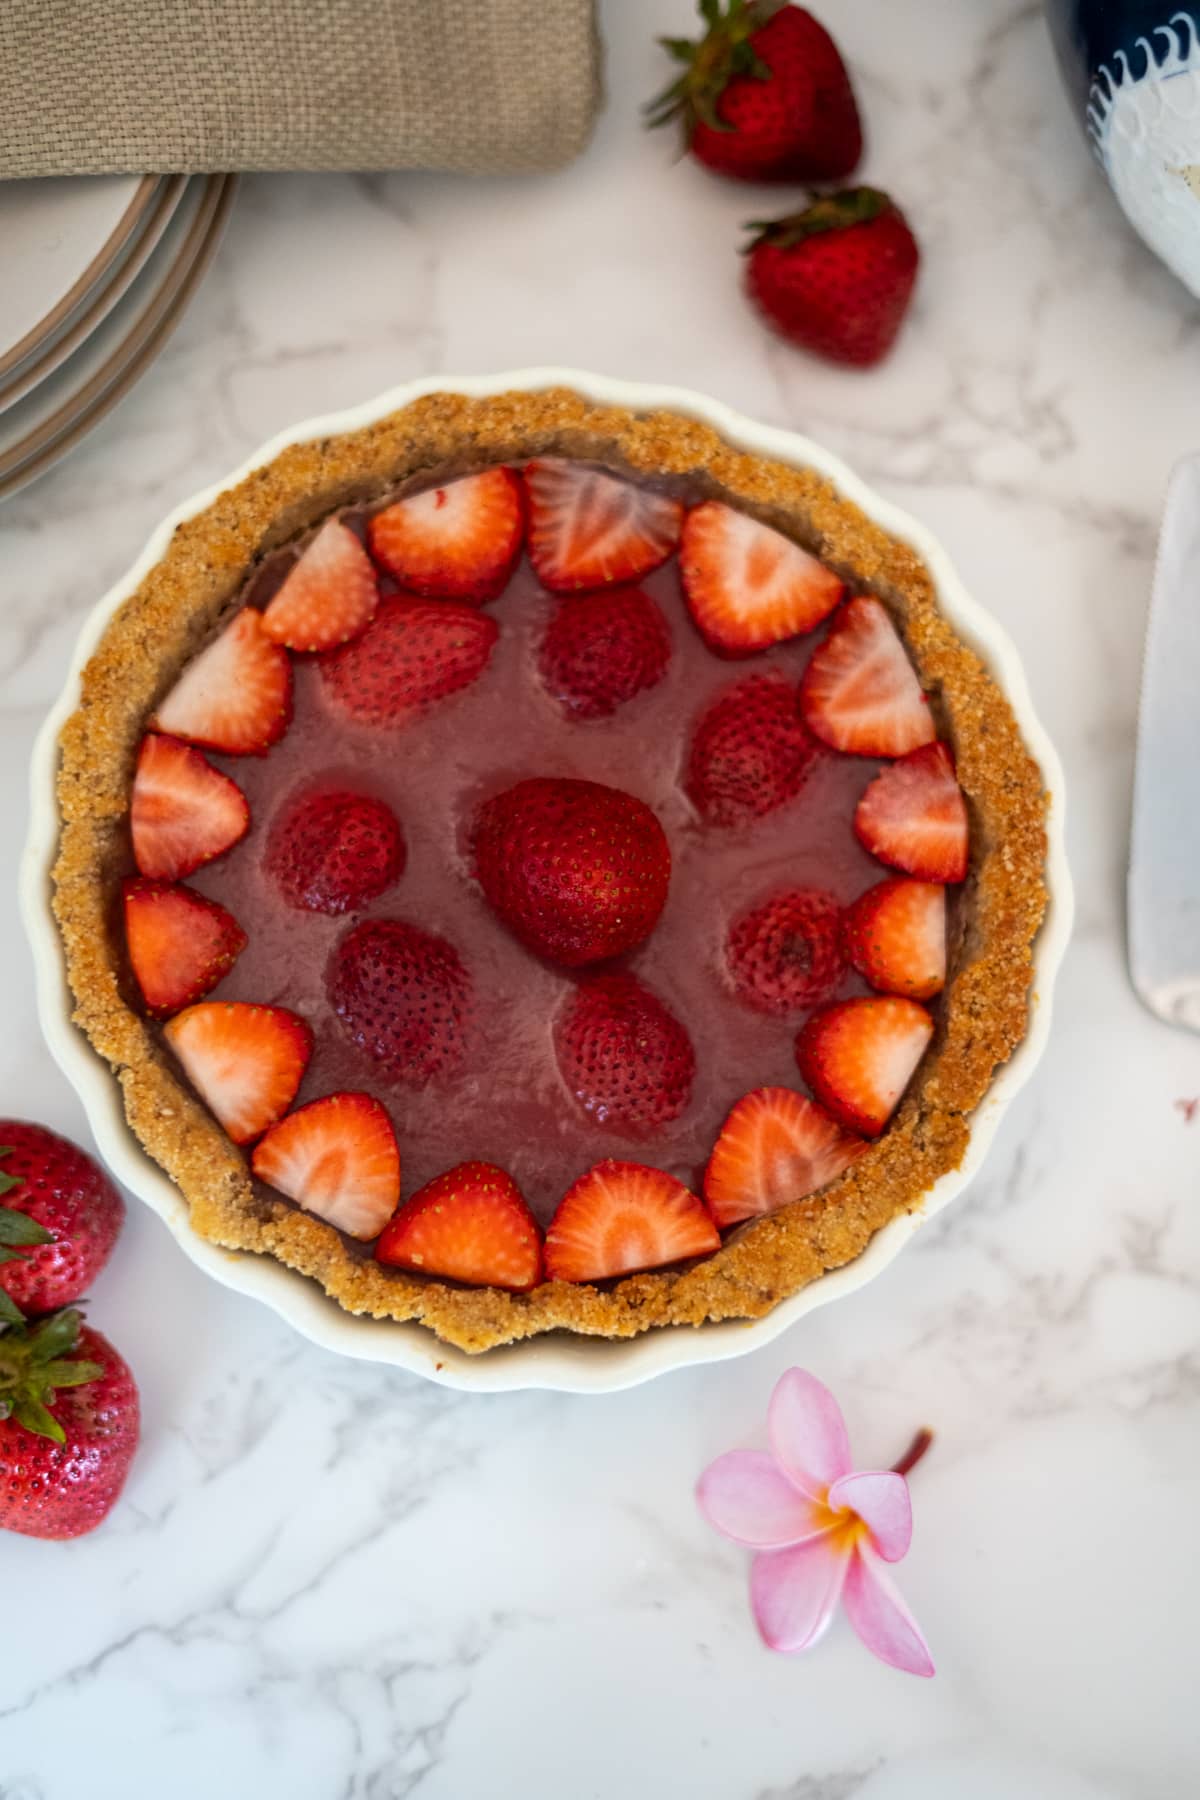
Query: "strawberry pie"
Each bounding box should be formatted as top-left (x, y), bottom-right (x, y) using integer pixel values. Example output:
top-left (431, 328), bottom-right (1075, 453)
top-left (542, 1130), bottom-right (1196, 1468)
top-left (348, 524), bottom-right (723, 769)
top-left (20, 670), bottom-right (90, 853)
top-left (52, 390), bottom-right (1047, 1353)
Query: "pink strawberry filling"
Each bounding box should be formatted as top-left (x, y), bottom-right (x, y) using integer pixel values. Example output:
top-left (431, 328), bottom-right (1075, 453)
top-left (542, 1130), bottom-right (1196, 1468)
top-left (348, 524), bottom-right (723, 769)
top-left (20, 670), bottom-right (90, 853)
top-left (135, 464), bottom-right (965, 1261)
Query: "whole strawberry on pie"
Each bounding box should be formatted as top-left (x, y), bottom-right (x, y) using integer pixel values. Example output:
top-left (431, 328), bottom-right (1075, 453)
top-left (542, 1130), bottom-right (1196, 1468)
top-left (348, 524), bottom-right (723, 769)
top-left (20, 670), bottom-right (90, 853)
top-left (53, 392), bottom-right (1048, 1354)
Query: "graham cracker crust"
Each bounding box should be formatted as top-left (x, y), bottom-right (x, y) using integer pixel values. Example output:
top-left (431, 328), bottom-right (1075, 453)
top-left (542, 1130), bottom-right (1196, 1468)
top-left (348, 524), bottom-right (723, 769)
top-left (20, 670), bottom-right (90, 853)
top-left (51, 388), bottom-right (1048, 1353)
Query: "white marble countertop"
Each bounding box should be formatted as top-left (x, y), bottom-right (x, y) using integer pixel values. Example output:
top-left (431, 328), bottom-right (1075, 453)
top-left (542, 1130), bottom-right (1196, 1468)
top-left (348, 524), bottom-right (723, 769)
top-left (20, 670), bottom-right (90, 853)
top-left (2, 2), bottom-right (1198, 1795)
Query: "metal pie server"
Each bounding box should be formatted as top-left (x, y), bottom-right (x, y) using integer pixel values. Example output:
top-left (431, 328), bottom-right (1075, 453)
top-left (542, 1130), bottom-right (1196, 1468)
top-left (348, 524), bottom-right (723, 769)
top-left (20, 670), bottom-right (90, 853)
top-left (1129, 452), bottom-right (1200, 1030)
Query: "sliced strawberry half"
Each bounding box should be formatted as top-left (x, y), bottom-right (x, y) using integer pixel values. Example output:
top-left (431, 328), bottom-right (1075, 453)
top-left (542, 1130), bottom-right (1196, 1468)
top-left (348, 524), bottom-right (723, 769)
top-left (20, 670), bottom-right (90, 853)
top-left (130, 732), bottom-right (250, 880)
top-left (151, 609), bottom-right (293, 755)
top-left (799, 596), bottom-right (935, 757)
top-left (367, 467), bottom-right (525, 604)
top-left (680, 501), bottom-right (844, 656)
top-left (525, 459), bottom-right (683, 592)
top-left (122, 878), bottom-right (247, 1016)
top-left (843, 879), bottom-right (946, 1000)
top-left (703, 1087), bottom-right (866, 1229)
top-left (544, 1160), bottom-right (719, 1284)
top-left (375, 1160), bottom-right (542, 1291)
top-left (854, 742), bottom-right (969, 882)
top-left (163, 1002), bottom-right (313, 1144)
top-left (261, 519), bottom-right (379, 652)
top-left (251, 1091), bottom-right (400, 1240)
top-left (796, 996), bottom-right (934, 1137)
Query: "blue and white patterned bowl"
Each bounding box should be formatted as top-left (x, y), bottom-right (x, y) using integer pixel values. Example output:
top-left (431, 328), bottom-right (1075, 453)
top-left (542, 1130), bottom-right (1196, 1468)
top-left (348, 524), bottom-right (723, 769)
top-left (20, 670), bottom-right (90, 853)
top-left (1047, 2), bottom-right (1200, 293)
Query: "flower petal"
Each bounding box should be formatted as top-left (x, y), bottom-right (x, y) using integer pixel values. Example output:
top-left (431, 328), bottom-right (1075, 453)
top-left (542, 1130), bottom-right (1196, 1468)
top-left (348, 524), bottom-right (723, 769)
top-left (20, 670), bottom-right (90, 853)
top-left (842, 1542), bottom-right (935, 1677)
top-left (767, 1369), bottom-right (853, 1499)
top-left (828, 1470), bottom-right (912, 1562)
top-left (750, 1533), bottom-right (852, 1654)
top-left (697, 1450), bottom-right (830, 1548)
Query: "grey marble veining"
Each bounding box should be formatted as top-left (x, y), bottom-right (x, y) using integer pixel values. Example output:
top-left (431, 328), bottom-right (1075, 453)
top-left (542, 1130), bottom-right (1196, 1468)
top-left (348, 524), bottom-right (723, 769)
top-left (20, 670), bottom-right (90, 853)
top-left (1, 3), bottom-right (1197, 1796)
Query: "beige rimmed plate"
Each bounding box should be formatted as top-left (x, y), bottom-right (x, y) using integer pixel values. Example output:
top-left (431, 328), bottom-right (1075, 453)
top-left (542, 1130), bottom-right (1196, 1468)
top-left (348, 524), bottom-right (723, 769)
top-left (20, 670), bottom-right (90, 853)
top-left (0, 174), bottom-right (160, 381)
top-left (20, 370), bottom-right (1074, 1394)
top-left (0, 176), bottom-right (236, 501)
top-left (0, 175), bottom-right (189, 415)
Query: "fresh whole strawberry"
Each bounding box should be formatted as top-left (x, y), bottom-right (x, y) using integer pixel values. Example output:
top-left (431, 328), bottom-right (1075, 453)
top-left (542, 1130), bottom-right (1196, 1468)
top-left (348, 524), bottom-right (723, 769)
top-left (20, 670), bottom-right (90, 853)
top-left (0, 1309), bottom-right (139, 1539)
top-left (538, 587), bottom-right (672, 720)
top-left (724, 886), bottom-right (844, 1014)
top-left (686, 672), bottom-right (819, 827)
top-left (265, 786), bottom-right (406, 915)
top-left (318, 596), bottom-right (498, 727)
top-left (375, 1161), bottom-right (543, 1291)
top-left (0, 1123), bottom-right (123, 1315)
top-left (745, 188), bottom-right (920, 368)
top-left (555, 974), bottom-right (696, 1132)
top-left (474, 777), bottom-right (671, 967)
top-left (647, 1), bottom-right (862, 184)
top-left (328, 918), bottom-right (473, 1082)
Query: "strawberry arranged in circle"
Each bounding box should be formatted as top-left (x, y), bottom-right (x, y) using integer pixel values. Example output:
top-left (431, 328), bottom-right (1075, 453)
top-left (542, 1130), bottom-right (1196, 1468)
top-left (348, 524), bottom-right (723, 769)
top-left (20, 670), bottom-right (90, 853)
top-left (745, 189), bottom-right (920, 369)
top-left (122, 878), bottom-right (247, 1015)
top-left (680, 501), bottom-right (844, 656)
top-left (152, 609), bottom-right (292, 755)
top-left (854, 742), bottom-right (968, 883)
top-left (252, 1091), bottom-right (400, 1240)
top-left (686, 672), bottom-right (818, 827)
top-left (328, 918), bottom-right (473, 1082)
top-left (261, 518), bottom-right (380, 653)
top-left (163, 1003), bottom-right (313, 1145)
top-left (796, 995), bottom-right (934, 1136)
top-left (555, 974), bottom-right (695, 1132)
top-left (265, 786), bottom-right (405, 915)
top-left (474, 777), bottom-right (671, 968)
top-left (0, 1312), bottom-right (140, 1539)
top-left (368, 467), bottom-right (525, 604)
top-left (376, 1161), bottom-right (543, 1291)
top-left (130, 733), bottom-right (249, 882)
top-left (525, 459), bottom-right (683, 592)
top-left (725, 886), bottom-right (844, 1014)
top-left (647, 1), bottom-right (862, 184)
top-left (800, 596), bottom-right (934, 757)
top-left (843, 879), bottom-right (946, 1000)
top-left (0, 1123), bottom-right (124, 1316)
top-left (318, 596), bottom-right (498, 727)
top-left (544, 1160), bottom-right (719, 1283)
top-left (538, 586), bottom-right (671, 720)
top-left (703, 1086), bottom-right (866, 1229)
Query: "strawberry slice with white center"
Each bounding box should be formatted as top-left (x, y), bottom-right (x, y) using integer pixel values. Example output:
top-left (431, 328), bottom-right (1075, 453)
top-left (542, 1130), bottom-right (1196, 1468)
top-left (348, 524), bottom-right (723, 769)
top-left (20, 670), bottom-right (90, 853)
top-left (375, 1160), bottom-right (543, 1291)
top-left (367, 467), bottom-right (525, 604)
top-left (544, 1159), bottom-right (719, 1283)
top-left (163, 1002), bottom-right (313, 1144)
top-left (131, 732), bottom-right (250, 880)
top-left (261, 519), bottom-right (379, 652)
top-left (251, 1091), bottom-right (400, 1240)
top-left (704, 1087), bottom-right (866, 1229)
top-left (122, 878), bottom-right (247, 1016)
top-left (680, 501), bottom-right (844, 656)
top-left (799, 595), bottom-right (935, 756)
top-left (796, 996), bottom-right (934, 1136)
top-left (843, 878), bottom-right (946, 1000)
top-left (152, 609), bottom-right (292, 755)
top-left (854, 741), bottom-right (968, 882)
top-left (525, 459), bottom-right (683, 592)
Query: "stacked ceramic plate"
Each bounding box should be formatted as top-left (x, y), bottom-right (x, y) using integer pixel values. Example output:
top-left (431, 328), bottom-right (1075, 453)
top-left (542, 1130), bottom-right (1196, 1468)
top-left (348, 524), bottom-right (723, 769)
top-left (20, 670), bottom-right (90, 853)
top-left (0, 172), bottom-right (235, 501)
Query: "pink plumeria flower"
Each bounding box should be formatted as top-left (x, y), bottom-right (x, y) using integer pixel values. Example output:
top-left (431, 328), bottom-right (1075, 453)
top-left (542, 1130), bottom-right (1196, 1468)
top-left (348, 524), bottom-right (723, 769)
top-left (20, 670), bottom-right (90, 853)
top-left (697, 1369), bottom-right (935, 1677)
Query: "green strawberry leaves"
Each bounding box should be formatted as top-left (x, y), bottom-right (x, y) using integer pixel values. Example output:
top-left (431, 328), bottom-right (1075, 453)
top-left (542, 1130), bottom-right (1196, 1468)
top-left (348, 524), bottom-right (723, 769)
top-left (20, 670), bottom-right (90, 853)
top-left (0, 1305), bottom-right (101, 1446)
